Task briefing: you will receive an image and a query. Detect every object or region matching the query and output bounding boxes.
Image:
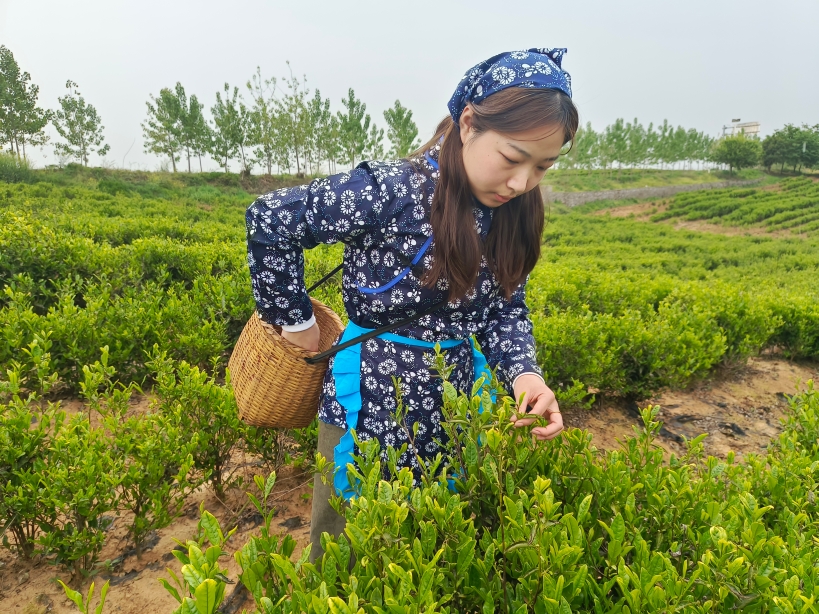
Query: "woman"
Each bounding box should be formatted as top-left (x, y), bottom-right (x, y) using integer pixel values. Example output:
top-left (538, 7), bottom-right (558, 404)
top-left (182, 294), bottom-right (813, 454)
top-left (245, 48), bottom-right (579, 562)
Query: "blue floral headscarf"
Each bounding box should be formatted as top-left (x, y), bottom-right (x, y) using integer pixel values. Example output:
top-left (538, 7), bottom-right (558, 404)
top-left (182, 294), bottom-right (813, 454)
top-left (448, 48), bottom-right (573, 123)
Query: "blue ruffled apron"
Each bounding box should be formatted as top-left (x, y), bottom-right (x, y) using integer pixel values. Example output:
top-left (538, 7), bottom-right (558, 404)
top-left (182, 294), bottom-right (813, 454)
top-left (330, 322), bottom-right (492, 500)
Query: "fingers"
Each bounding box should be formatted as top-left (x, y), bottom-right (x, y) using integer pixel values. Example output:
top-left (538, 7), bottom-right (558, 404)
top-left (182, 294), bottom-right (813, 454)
top-left (531, 411), bottom-right (564, 440)
top-left (512, 389), bottom-right (558, 427)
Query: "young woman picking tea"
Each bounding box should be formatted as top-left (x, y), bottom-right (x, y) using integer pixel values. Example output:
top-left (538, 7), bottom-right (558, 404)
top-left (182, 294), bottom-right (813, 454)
top-left (244, 48), bottom-right (579, 562)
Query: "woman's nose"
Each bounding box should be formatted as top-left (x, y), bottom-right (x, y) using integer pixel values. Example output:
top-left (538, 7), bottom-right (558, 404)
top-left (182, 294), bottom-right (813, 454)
top-left (507, 171), bottom-right (528, 194)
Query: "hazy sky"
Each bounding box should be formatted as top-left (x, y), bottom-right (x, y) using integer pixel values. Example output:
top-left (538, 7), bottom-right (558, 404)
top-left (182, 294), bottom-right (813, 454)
top-left (2, 0), bottom-right (817, 171)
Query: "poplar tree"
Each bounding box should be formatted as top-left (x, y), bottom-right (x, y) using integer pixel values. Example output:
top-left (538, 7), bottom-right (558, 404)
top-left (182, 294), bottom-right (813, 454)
top-left (383, 100), bottom-right (420, 158)
top-left (275, 65), bottom-right (310, 177)
top-left (142, 88), bottom-right (181, 172)
top-left (365, 124), bottom-right (385, 160)
top-left (210, 83), bottom-right (251, 173)
top-left (0, 46), bottom-right (50, 160)
top-left (305, 89), bottom-right (333, 175)
top-left (52, 80), bottom-right (110, 166)
top-left (175, 83), bottom-right (209, 173)
top-left (337, 88), bottom-right (371, 168)
top-left (246, 67), bottom-right (280, 175)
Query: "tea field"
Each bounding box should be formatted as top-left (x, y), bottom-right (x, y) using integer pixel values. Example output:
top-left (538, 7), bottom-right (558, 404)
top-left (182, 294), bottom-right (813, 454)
top-left (2, 167), bottom-right (819, 613)
top-left (651, 176), bottom-right (819, 233)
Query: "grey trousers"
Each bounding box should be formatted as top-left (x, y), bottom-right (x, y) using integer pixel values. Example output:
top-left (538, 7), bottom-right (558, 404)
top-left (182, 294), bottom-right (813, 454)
top-left (308, 420), bottom-right (348, 564)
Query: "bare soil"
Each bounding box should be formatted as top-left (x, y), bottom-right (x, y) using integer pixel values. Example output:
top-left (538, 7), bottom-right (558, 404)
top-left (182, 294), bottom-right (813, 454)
top-left (563, 356), bottom-right (818, 460)
top-left (2, 357), bottom-right (817, 613)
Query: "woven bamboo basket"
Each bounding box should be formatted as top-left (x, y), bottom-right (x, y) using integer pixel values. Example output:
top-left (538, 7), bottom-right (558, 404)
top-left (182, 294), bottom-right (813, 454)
top-left (228, 298), bottom-right (345, 428)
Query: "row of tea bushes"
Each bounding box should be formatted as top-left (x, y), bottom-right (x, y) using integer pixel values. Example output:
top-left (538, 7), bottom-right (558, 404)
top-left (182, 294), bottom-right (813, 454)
top-left (0, 341), bottom-right (315, 579)
top-left (650, 176), bottom-right (819, 231)
top-left (66, 358), bottom-right (819, 613)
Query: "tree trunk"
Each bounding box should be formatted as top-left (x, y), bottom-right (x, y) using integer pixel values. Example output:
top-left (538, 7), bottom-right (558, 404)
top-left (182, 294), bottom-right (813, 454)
top-left (198, 153), bottom-right (203, 173)
top-left (166, 134), bottom-right (177, 172)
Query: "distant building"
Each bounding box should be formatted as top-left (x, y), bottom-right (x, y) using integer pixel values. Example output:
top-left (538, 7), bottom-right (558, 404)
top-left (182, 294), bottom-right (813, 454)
top-left (722, 121), bottom-right (761, 138)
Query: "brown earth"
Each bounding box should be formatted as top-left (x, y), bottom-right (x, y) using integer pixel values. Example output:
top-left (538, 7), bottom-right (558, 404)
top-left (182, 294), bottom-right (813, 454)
top-left (563, 356), bottom-right (818, 460)
top-left (2, 356), bottom-right (817, 613)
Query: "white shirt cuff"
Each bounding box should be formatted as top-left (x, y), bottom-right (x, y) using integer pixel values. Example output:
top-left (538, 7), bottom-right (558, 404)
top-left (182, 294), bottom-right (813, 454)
top-left (512, 371), bottom-right (545, 391)
top-left (280, 314), bottom-right (317, 333)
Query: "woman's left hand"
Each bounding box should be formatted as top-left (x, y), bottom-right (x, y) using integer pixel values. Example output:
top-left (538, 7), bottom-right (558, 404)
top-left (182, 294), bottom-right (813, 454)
top-left (511, 374), bottom-right (564, 441)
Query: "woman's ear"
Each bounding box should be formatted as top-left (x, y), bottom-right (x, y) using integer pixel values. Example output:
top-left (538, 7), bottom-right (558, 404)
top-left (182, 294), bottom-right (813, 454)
top-left (459, 105), bottom-right (474, 145)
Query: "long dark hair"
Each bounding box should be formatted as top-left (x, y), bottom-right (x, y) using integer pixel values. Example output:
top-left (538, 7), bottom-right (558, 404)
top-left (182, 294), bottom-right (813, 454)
top-left (412, 88), bottom-right (578, 301)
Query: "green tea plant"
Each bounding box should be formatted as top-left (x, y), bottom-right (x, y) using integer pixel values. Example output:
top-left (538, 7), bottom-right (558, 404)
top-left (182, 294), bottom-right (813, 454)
top-left (108, 406), bottom-right (198, 558)
top-left (179, 353), bottom-right (819, 613)
top-left (148, 348), bottom-right (243, 497)
top-left (159, 504), bottom-right (237, 614)
top-left (58, 579), bottom-right (110, 614)
top-left (0, 335), bottom-right (64, 558)
top-left (233, 472), bottom-right (303, 606)
top-left (651, 176), bottom-right (819, 232)
top-left (79, 346), bottom-right (200, 557)
top-left (36, 411), bottom-right (123, 578)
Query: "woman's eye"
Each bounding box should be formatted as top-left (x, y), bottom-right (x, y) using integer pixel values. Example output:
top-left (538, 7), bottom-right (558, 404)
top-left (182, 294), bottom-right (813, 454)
top-left (502, 154), bottom-right (517, 164)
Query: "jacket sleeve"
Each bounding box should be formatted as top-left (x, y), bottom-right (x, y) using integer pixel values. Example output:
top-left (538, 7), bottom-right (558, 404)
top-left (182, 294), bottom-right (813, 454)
top-left (475, 278), bottom-right (544, 394)
top-left (245, 166), bottom-right (387, 329)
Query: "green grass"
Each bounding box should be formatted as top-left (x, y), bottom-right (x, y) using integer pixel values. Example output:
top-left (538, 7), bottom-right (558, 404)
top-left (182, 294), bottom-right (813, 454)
top-left (541, 167), bottom-right (765, 192)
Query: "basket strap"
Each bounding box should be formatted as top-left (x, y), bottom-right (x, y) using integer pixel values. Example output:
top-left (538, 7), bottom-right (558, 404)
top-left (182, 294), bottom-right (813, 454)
top-left (304, 297), bottom-right (448, 364)
top-left (306, 263), bottom-right (344, 293)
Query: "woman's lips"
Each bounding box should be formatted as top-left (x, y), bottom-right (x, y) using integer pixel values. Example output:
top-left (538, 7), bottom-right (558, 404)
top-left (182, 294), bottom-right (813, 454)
top-left (494, 193), bottom-right (513, 203)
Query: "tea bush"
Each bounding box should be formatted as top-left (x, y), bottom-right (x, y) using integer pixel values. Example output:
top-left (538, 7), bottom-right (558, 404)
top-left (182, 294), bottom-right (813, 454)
top-left (144, 358), bottom-right (819, 613)
top-left (3, 174), bottom-right (819, 408)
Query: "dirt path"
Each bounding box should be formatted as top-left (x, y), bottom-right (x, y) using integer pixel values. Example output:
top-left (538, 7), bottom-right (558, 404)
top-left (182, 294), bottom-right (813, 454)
top-left (2, 356), bottom-right (817, 613)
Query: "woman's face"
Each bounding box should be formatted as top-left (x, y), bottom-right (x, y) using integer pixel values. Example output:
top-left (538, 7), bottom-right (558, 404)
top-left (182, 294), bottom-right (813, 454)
top-left (459, 105), bottom-right (566, 208)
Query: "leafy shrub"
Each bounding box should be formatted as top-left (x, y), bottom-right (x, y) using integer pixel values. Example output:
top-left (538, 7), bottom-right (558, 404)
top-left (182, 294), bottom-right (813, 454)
top-left (159, 505), bottom-right (237, 614)
top-left (36, 411), bottom-right (122, 578)
top-left (206, 368), bottom-right (819, 612)
top-left (79, 347), bottom-right (200, 558)
top-left (149, 349), bottom-right (245, 497)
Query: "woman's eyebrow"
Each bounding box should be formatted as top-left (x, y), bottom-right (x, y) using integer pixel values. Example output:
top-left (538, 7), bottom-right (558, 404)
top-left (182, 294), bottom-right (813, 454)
top-left (506, 142), bottom-right (558, 163)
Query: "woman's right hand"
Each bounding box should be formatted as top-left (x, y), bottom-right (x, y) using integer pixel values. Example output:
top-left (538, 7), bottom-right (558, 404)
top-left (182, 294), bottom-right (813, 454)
top-left (281, 322), bottom-right (321, 352)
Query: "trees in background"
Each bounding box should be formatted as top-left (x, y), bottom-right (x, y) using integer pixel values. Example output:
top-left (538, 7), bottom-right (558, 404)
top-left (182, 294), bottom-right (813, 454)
top-left (142, 87), bottom-right (182, 172)
top-left (143, 83), bottom-right (212, 173)
top-left (0, 46), bottom-right (50, 161)
top-left (384, 100), bottom-right (421, 157)
top-left (711, 133), bottom-right (762, 173)
top-left (52, 80), bottom-right (110, 166)
top-left (559, 118), bottom-right (716, 171)
top-left (4, 42), bottom-right (818, 176)
top-left (762, 124), bottom-right (819, 172)
top-left (246, 68), bottom-right (280, 176)
top-left (176, 84), bottom-right (209, 173)
top-left (275, 68), bottom-right (311, 177)
top-left (337, 88), bottom-right (373, 168)
top-left (210, 83), bottom-right (250, 173)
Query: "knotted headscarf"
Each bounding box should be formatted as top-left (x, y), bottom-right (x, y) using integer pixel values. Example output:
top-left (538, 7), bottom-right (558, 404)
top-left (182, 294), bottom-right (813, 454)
top-left (448, 48), bottom-right (573, 123)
